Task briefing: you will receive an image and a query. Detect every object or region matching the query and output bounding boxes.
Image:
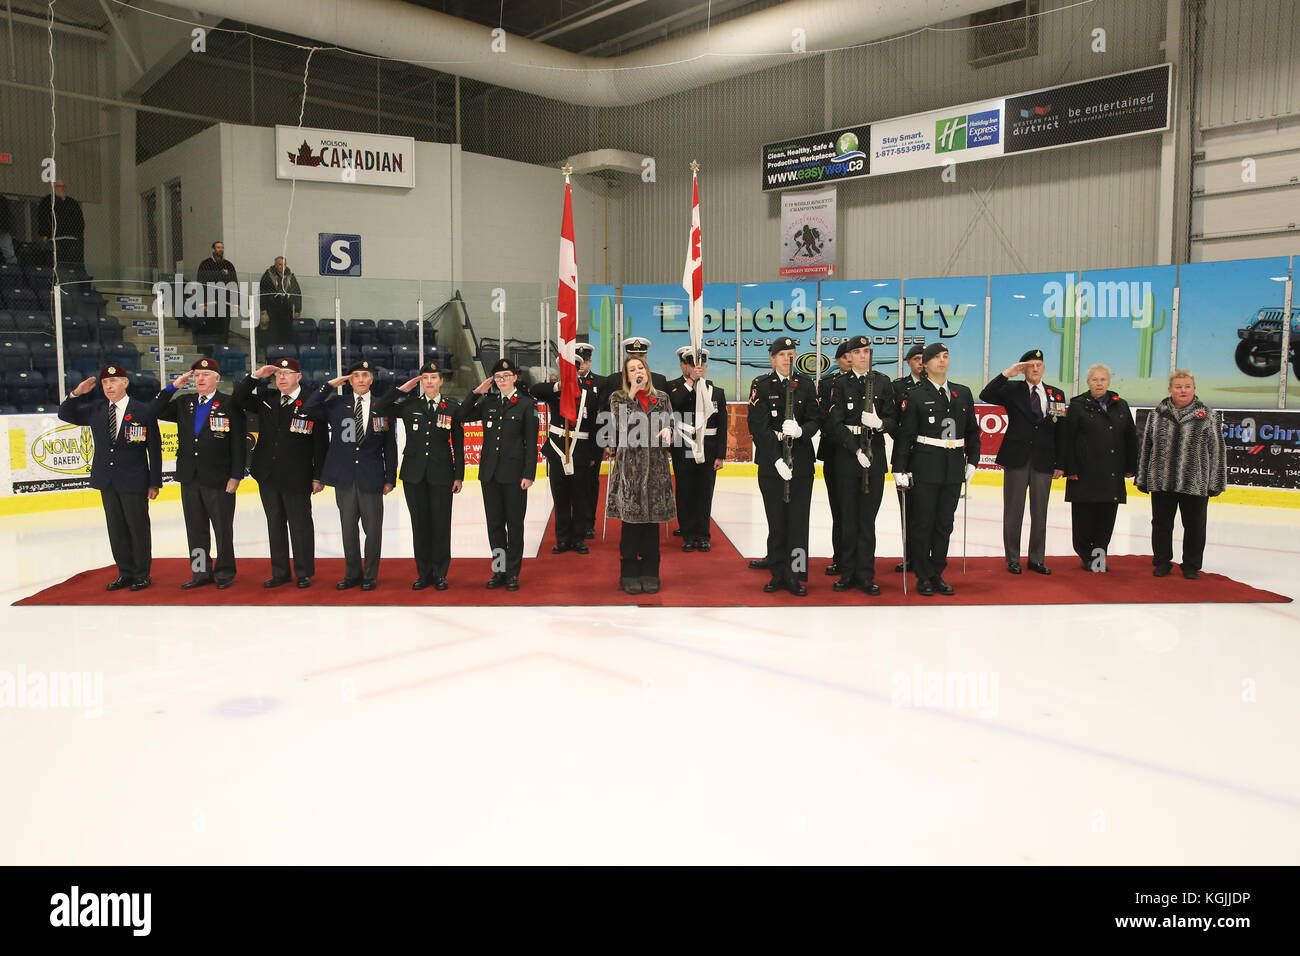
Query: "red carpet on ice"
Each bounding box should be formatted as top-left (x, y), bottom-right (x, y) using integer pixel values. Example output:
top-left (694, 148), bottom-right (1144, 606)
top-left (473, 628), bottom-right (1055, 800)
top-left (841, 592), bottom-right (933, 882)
top-left (15, 478), bottom-right (1291, 608)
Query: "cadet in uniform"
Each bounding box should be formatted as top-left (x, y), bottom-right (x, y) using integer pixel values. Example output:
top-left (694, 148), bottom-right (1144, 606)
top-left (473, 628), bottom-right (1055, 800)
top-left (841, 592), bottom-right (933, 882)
top-left (152, 358), bottom-right (245, 589)
top-left (233, 358), bottom-right (328, 588)
top-left (747, 336), bottom-right (822, 596)
top-left (667, 345), bottom-right (728, 552)
top-left (60, 366), bottom-right (162, 591)
top-left (303, 359), bottom-right (399, 591)
top-left (825, 336), bottom-right (897, 594)
top-left (818, 342), bottom-right (852, 575)
top-left (375, 361), bottom-right (465, 590)
top-left (892, 342), bottom-right (980, 596)
top-left (464, 359), bottom-right (538, 591)
top-left (530, 342), bottom-right (600, 555)
top-left (891, 343), bottom-right (927, 573)
top-left (979, 348), bottom-right (1067, 575)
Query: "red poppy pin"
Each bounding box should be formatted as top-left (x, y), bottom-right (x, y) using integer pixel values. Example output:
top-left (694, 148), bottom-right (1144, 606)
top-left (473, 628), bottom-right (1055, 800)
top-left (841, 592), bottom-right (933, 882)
top-left (649, 397), bottom-right (658, 405)
top-left (123, 414), bottom-right (132, 422)
top-left (295, 400), bottom-right (303, 407)
top-left (212, 402), bottom-right (220, 409)
top-left (509, 395), bottom-right (518, 404)
top-left (439, 401), bottom-right (445, 410)
top-left (1196, 410), bottom-right (1206, 419)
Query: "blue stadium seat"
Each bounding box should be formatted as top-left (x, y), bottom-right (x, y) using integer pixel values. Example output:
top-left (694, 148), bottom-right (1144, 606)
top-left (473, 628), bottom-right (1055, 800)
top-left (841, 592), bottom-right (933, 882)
top-left (265, 343), bottom-right (297, 365)
top-left (128, 370), bottom-right (160, 402)
top-left (376, 319), bottom-right (405, 347)
top-left (317, 318), bottom-right (338, 345)
top-left (347, 319), bottom-right (377, 347)
top-left (292, 318), bottom-right (318, 347)
top-left (67, 341), bottom-right (101, 372)
top-left (297, 343), bottom-right (331, 376)
top-left (29, 340), bottom-right (57, 374)
top-left (0, 340), bottom-right (30, 371)
top-left (16, 313), bottom-right (52, 336)
top-left (0, 312), bottom-right (14, 333)
top-left (391, 343), bottom-right (418, 369)
top-left (361, 344), bottom-right (391, 369)
top-left (105, 342), bottom-right (141, 373)
top-left (60, 314), bottom-right (92, 345)
top-left (24, 265), bottom-right (53, 292)
top-left (3, 286), bottom-right (40, 311)
top-left (76, 289), bottom-right (106, 319)
top-left (94, 315), bottom-right (123, 345)
top-left (5, 369), bottom-right (45, 407)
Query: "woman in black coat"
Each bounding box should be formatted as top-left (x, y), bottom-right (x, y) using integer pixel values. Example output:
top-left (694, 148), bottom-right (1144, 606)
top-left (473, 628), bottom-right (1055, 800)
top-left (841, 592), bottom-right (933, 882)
top-left (1061, 364), bottom-right (1137, 571)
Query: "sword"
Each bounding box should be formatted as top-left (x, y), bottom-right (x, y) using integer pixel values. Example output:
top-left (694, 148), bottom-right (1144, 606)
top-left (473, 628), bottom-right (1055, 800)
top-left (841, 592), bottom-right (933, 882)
top-left (900, 482), bottom-right (908, 596)
top-left (962, 475), bottom-right (969, 574)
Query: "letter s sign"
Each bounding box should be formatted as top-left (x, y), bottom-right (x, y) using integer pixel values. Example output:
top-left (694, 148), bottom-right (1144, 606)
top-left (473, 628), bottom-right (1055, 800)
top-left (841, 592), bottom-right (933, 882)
top-left (318, 233), bottom-right (362, 277)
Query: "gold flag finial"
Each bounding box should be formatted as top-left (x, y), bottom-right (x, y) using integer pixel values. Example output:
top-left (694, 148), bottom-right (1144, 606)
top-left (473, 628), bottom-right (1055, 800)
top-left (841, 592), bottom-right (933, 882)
top-left (561, 163), bottom-right (574, 178)
top-left (689, 160), bottom-right (700, 173)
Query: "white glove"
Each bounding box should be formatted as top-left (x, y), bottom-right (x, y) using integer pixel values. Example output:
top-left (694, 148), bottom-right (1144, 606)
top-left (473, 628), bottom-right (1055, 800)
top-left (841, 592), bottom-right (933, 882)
top-left (781, 419), bottom-right (802, 439)
top-left (895, 472), bottom-right (912, 490)
top-left (677, 420), bottom-right (696, 436)
top-left (964, 463), bottom-right (976, 484)
top-left (860, 409), bottom-right (883, 430)
top-left (774, 459), bottom-right (793, 481)
top-left (855, 450), bottom-right (870, 468)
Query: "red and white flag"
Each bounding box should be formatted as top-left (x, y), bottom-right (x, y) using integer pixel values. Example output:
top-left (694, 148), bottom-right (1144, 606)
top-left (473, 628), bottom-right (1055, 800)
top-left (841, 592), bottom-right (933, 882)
top-left (557, 177), bottom-right (579, 425)
top-left (681, 168), bottom-right (708, 463)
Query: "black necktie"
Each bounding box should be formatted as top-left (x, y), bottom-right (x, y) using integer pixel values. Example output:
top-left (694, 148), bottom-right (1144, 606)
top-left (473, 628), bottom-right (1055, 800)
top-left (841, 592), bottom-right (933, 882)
top-left (354, 398), bottom-right (365, 441)
top-left (1031, 385), bottom-right (1043, 421)
top-left (281, 394), bottom-right (291, 407)
top-left (108, 401), bottom-right (117, 440)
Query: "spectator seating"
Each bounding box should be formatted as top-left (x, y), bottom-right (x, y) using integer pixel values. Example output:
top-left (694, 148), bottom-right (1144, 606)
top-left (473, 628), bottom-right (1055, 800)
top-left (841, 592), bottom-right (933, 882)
top-left (265, 343), bottom-right (297, 365)
top-left (5, 369), bottom-right (45, 407)
top-left (347, 319), bottom-right (378, 347)
top-left (94, 315), bottom-right (123, 346)
top-left (29, 340), bottom-right (57, 374)
top-left (0, 340), bottom-right (31, 371)
top-left (292, 318), bottom-right (318, 347)
top-left (317, 318), bottom-right (338, 345)
top-left (105, 342), bottom-right (141, 373)
top-left (376, 319), bottom-right (405, 347)
top-left (361, 344), bottom-right (392, 369)
top-left (128, 371), bottom-right (160, 402)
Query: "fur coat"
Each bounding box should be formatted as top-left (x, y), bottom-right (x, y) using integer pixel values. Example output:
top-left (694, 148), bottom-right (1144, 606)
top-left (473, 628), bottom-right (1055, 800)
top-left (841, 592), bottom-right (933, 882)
top-left (1135, 397), bottom-right (1227, 498)
top-left (605, 390), bottom-right (677, 524)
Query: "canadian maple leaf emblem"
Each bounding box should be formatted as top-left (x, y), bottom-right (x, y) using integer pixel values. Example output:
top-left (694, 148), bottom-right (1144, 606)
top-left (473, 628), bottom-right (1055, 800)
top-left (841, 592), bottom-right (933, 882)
top-left (287, 141), bottom-right (322, 167)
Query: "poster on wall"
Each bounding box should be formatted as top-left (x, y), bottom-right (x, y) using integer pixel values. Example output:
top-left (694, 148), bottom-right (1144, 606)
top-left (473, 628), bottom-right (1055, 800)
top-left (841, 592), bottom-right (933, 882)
top-left (869, 98), bottom-right (1005, 176)
top-left (275, 126), bottom-right (415, 188)
top-left (5, 414), bottom-right (178, 496)
top-left (1003, 64), bottom-right (1171, 155)
top-left (779, 188), bottom-right (837, 278)
top-left (761, 125), bottom-right (870, 192)
top-left (1134, 408), bottom-right (1300, 490)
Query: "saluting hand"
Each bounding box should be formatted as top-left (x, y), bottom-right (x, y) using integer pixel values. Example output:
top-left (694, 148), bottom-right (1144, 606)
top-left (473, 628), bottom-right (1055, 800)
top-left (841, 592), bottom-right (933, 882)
top-left (173, 369), bottom-right (194, 389)
top-left (71, 376), bottom-right (97, 397)
top-left (327, 375), bottom-right (348, 388)
top-left (473, 377), bottom-right (493, 395)
top-left (254, 364), bottom-right (279, 379)
top-left (1003, 362), bottom-right (1028, 378)
top-left (399, 376), bottom-right (421, 393)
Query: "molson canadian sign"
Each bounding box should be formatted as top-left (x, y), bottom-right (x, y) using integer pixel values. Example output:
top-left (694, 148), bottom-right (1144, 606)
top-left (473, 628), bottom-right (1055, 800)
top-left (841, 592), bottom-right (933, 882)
top-left (275, 126), bottom-right (415, 188)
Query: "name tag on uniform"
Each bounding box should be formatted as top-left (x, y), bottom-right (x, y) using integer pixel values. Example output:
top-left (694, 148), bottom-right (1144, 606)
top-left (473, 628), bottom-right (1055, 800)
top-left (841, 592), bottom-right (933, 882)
top-left (208, 415), bottom-right (230, 433)
top-left (928, 416), bottom-right (936, 424)
top-left (289, 417), bottom-right (315, 435)
top-left (437, 413), bottom-right (452, 429)
top-left (126, 424), bottom-right (147, 443)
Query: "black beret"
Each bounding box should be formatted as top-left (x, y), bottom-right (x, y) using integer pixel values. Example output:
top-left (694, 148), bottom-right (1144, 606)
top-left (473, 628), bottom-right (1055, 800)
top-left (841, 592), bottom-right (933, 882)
top-left (845, 335), bottom-right (870, 351)
top-left (768, 336), bottom-right (797, 355)
top-left (922, 342), bottom-right (948, 363)
top-left (905, 344), bottom-right (926, 361)
top-left (346, 359), bottom-right (374, 375)
top-left (418, 361), bottom-right (446, 376)
top-left (490, 358), bottom-right (517, 374)
top-left (834, 341), bottom-right (850, 359)
top-left (1019, 348), bottom-right (1044, 363)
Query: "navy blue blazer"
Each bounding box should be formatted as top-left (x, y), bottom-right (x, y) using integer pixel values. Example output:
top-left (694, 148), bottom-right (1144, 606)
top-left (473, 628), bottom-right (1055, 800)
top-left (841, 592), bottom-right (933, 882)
top-left (58, 391), bottom-right (162, 494)
top-left (302, 384), bottom-right (398, 493)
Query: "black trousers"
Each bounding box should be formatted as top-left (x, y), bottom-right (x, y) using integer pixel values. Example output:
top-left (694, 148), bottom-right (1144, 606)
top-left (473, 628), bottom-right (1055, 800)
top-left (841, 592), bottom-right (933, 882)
top-left (671, 451), bottom-right (717, 541)
top-left (1002, 463), bottom-right (1053, 565)
top-left (758, 472), bottom-right (813, 583)
top-left (259, 484), bottom-right (315, 579)
top-left (579, 457), bottom-right (599, 536)
top-left (822, 454), bottom-right (841, 564)
top-left (181, 481), bottom-right (236, 581)
top-left (1071, 501), bottom-right (1119, 568)
top-left (832, 456), bottom-right (887, 584)
top-left (336, 483), bottom-right (384, 582)
top-left (482, 479), bottom-right (527, 577)
top-left (404, 479), bottom-right (453, 580)
top-left (1150, 491), bottom-right (1208, 571)
top-left (907, 480), bottom-right (962, 582)
top-left (620, 521), bottom-right (661, 577)
top-left (100, 487), bottom-right (151, 579)
top-left (544, 447), bottom-right (579, 546)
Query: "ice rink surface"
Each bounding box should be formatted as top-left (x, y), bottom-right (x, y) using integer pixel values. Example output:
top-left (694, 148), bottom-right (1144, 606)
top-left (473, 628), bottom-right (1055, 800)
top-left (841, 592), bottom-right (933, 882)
top-left (2, 476), bottom-right (1297, 864)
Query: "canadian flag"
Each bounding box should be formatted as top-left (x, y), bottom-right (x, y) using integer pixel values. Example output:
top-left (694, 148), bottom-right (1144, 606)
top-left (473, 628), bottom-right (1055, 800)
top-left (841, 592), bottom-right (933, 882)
top-left (557, 179), bottom-right (579, 424)
top-left (681, 170), bottom-right (708, 463)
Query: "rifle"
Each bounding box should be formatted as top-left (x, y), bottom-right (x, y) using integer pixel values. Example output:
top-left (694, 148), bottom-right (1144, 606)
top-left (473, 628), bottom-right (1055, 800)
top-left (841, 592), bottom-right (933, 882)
top-left (782, 377), bottom-right (795, 503)
top-left (859, 373), bottom-right (876, 493)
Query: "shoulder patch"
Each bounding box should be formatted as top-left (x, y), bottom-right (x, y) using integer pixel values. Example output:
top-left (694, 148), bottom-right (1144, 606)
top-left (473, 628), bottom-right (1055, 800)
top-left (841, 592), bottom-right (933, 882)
top-left (749, 386), bottom-right (759, 405)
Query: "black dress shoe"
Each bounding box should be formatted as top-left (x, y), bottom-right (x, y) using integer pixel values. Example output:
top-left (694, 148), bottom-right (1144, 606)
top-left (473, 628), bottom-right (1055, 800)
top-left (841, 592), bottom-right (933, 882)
top-left (640, 576), bottom-right (660, 594)
top-left (672, 528), bottom-right (682, 536)
top-left (551, 542), bottom-right (570, 554)
top-left (584, 530), bottom-right (595, 539)
top-left (572, 541), bottom-right (589, 555)
top-left (696, 539), bottom-right (711, 552)
top-left (129, 577), bottom-right (151, 591)
top-left (762, 579), bottom-right (780, 593)
top-left (832, 580), bottom-right (854, 592)
top-left (216, 579), bottom-right (235, 590)
top-left (296, 577), bottom-right (312, 589)
top-left (894, 562), bottom-right (906, 573)
top-left (1007, 562), bottom-right (1022, 574)
top-left (106, 576), bottom-right (131, 591)
top-left (505, 576), bottom-right (520, 592)
top-left (360, 581), bottom-right (377, 591)
top-left (180, 577), bottom-right (214, 590)
top-left (263, 576), bottom-right (290, 588)
top-left (933, 576), bottom-right (955, 596)
top-left (861, 581), bottom-right (881, 596)
top-left (336, 578), bottom-right (361, 590)
top-left (915, 578), bottom-right (935, 596)
top-left (1182, 569), bottom-right (1199, 580)
top-left (749, 558), bottom-right (774, 570)
top-left (824, 563), bottom-right (839, 576)
top-left (1153, 564), bottom-right (1171, 577)
top-left (1027, 562), bottom-right (1052, 575)
top-left (786, 581), bottom-right (808, 597)
top-left (434, 577), bottom-right (449, 591)
top-left (411, 578), bottom-right (430, 591)
top-left (485, 574), bottom-right (507, 589)
top-left (682, 541), bottom-right (695, 552)
top-left (621, 577), bottom-right (643, 594)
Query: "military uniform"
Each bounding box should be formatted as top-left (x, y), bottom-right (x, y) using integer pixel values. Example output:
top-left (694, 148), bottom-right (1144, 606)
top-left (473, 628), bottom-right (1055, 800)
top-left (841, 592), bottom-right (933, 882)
top-left (817, 345), bottom-right (850, 573)
top-left (232, 357), bottom-right (328, 587)
top-left (892, 344), bottom-right (980, 594)
top-left (463, 359), bottom-right (538, 588)
top-left (667, 347), bottom-right (728, 551)
top-left (59, 366), bottom-right (162, 590)
top-left (747, 337), bottom-right (822, 594)
top-left (979, 348), bottom-right (1068, 574)
top-left (302, 360), bottom-right (399, 589)
top-left (825, 354), bottom-right (898, 591)
top-left (374, 365), bottom-right (465, 589)
top-left (530, 347), bottom-right (601, 554)
top-left (890, 347), bottom-right (928, 572)
top-left (151, 358), bottom-right (246, 588)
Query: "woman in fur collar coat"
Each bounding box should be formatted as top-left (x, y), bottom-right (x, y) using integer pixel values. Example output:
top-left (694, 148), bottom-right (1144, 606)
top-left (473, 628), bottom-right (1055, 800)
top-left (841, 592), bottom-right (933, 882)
top-left (1135, 369), bottom-right (1226, 580)
top-left (605, 356), bottom-right (676, 594)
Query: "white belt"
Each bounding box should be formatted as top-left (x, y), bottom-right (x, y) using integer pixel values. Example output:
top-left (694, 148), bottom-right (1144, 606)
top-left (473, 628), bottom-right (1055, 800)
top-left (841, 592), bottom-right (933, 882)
top-left (548, 423), bottom-right (589, 440)
top-left (917, 436), bottom-right (964, 449)
top-left (845, 425), bottom-right (864, 435)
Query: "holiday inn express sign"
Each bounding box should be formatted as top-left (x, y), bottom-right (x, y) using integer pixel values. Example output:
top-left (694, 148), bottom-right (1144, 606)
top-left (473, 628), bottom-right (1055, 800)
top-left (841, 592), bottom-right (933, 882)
top-left (275, 126), bottom-right (415, 188)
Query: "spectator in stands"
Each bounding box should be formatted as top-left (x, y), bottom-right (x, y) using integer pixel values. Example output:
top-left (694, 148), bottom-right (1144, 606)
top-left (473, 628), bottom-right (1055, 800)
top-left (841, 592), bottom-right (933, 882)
top-left (258, 256), bottom-right (302, 360)
top-left (0, 193), bottom-right (17, 266)
top-left (36, 180), bottom-right (85, 266)
top-left (196, 241), bottom-right (239, 346)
